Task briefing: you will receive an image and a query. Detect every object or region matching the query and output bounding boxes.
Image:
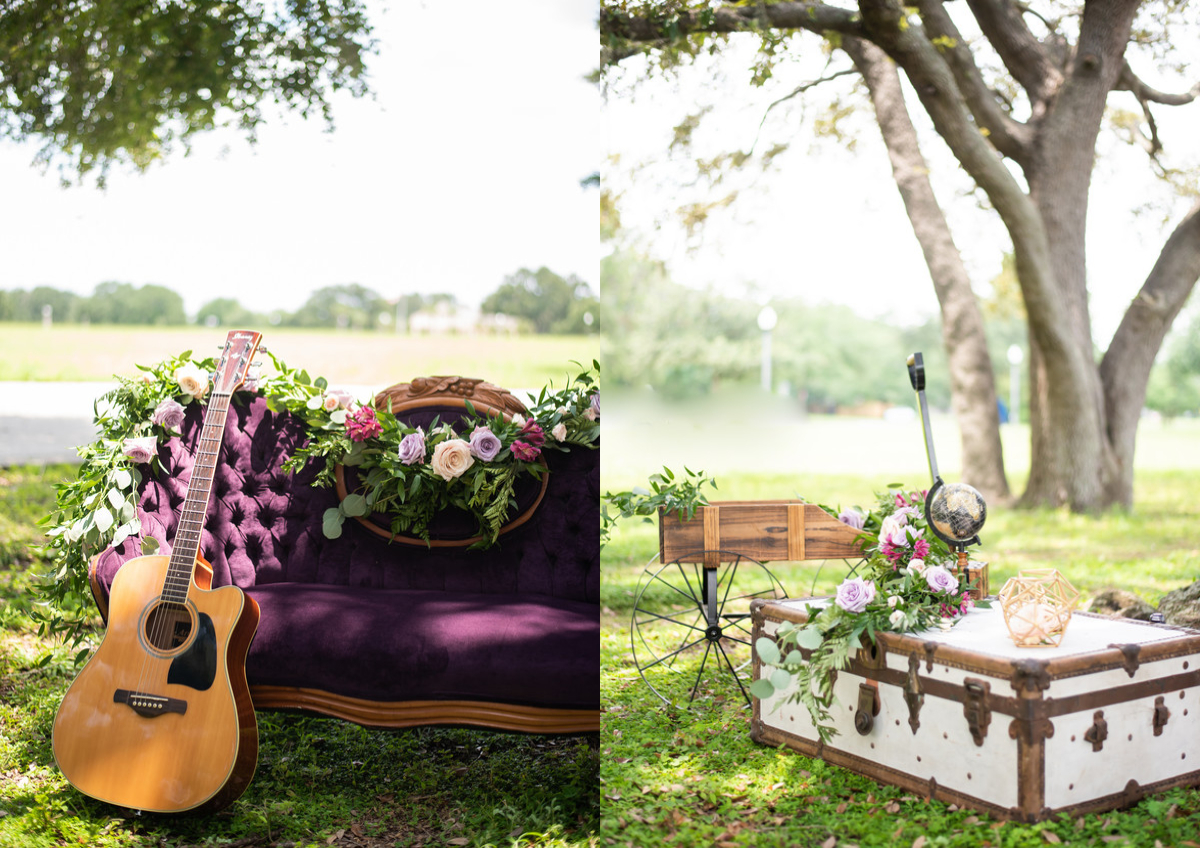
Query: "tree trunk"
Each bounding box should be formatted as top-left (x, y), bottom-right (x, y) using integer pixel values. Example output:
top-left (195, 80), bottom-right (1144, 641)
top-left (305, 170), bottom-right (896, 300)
top-left (1020, 0), bottom-right (1140, 510)
top-left (845, 36), bottom-right (1010, 503)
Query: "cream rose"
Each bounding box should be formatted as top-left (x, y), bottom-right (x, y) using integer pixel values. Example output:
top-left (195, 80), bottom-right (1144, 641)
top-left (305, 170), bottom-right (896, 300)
top-left (175, 363), bottom-right (209, 399)
top-left (430, 439), bottom-right (475, 481)
top-left (552, 422), bottom-right (568, 442)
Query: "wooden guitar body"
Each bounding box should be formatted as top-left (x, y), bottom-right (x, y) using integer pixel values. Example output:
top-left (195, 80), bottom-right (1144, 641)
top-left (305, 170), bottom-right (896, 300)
top-left (52, 554), bottom-right (260, 814)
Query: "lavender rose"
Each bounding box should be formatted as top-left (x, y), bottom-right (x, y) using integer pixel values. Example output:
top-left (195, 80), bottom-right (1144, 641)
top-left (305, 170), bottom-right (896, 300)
top-left (835, 577), bottom-right (876, 614)
top-left (397, 430), bottom-right (426, 465)
top-left (122, 436), bottom-right (158, 464)
top-left (431, 439), bottom-right (475, 481)
top-left (925, 565), bottom-right (959, 594)
top-left (151, 398), bottom-right (185, 430)
top-left (590, 393), bottom-right (599, 418)
top-left (838, 509), bottom-right (865, 530)
top-left (469, 426), bottom-right (502, 461)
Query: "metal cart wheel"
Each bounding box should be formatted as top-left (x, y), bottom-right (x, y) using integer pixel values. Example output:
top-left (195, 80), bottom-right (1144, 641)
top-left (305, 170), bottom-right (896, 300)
top-left (630, 549), bottom-right (788, 709)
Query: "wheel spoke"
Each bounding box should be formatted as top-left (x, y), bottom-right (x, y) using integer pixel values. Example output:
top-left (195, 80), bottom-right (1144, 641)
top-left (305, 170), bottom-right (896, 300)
top-left (638, 635), bottom-right (708, 672)
top-left (646, 567), bottom-right (703, 610)
top-left (716, 641), bottom-right (752, 708)
top-left (687, 640), bottom-right (714, 703)
top-left (633, 607), bottom-right (709, 634)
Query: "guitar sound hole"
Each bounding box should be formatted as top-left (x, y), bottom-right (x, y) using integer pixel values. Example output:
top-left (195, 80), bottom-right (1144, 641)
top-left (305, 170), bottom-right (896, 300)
top-left (145, 603), bottom-right (193, 651)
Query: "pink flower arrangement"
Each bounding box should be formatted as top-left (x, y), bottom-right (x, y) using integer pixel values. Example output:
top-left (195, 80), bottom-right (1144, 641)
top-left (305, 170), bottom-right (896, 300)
top-left (345, 406), bottom-right (382, 442)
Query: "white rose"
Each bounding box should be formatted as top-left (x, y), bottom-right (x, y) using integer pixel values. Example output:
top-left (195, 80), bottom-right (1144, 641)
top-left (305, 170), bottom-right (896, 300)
top-left (430, 439), bottom-right (475, 481)
top-left (175, 363), bottom-right (209, 399)
top-left (889, 610), bottom-right (906, 628)
top-left (322, 394), bottom-right (340, 412)
top-left (887, 595), bottom-right (902, 609)
top-left (907, 558), bottom-right (926, 576)
top-left (511, 414), bottom-right (526, 428)
top-left (552, 422), bottom-right (568, 442)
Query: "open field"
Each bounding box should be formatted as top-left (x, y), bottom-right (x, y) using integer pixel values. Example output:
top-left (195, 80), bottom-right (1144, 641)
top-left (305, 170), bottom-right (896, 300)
top-left (0, 325), bottom-right (601, 387)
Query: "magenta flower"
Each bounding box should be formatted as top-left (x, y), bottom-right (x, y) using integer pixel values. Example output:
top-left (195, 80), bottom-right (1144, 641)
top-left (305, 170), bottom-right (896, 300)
top-left (151, 398), bottom-right (186, 430)
top-left (511, 441), bottom-right (540, 461)
top-left (520, 420), bottom-right (546, 448)
top-left (913, 537), bottom-right (931, 559)
top-left (345, 406), bottom-right (382, 442)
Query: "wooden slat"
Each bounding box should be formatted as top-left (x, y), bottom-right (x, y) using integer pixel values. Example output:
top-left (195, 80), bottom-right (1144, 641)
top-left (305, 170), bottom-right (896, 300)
top-left (703, 506), bottom-right (721, 568)
top-left (787, 503), bottom-right (805, 560)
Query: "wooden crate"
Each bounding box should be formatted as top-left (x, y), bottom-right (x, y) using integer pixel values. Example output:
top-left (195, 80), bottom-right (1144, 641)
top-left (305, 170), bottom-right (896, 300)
top-left (659, 500), bottom-right (867, 569)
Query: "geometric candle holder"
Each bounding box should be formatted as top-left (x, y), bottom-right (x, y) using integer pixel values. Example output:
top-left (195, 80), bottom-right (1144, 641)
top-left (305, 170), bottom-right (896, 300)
top-left (998, 568), bottom-right (1081, 648)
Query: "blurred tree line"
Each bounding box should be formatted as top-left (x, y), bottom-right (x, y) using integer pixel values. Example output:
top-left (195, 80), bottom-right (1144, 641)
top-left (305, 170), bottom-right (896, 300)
top-left (603, 245), bottom-right (1200, 419)
top-left (0, 269), bottom-right (597, 335)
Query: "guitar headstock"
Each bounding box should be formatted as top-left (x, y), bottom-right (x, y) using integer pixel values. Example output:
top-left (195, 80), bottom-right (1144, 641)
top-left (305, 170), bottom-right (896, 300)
top-left (213, 330), bottom-right (263, 395)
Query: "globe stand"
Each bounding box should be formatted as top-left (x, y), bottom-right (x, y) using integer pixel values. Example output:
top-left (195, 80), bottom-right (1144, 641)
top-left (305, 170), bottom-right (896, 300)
top-left (908, 352), bottom-right (990, 601)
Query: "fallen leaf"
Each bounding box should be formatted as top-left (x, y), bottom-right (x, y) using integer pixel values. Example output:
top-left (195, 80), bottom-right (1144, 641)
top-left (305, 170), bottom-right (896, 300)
top-left (821, 837), bottom-right (837, 848)
top-left (886, 801), bottom-right (901, 814)
top-left (1166, 805), bottom-right (1178, 820)
top-left (836, 803), bottom-right (848, 814)
top-left (447, 839), bottom-right (470, 847)
top-left (912, 836), bottom-right (927, 848)
top-left (891, 825), bottom-right (904, 840)
top-left (325, 830), bottom-right (344, 846)
top-left (1042, 832), bottom-right (1062, 844)
top-left (947, 804), bottom-right (959, 812)
top-left (964, 816), bottom-right (979, 825)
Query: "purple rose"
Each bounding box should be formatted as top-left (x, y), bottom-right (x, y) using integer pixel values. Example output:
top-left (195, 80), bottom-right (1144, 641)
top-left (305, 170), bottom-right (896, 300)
top-left (397, 429), bottom-right (426, 465)
top-left (469, 426), bottom-right (502, 462)
top-left (122, 436), bottom-right (158, 464)
top-left (925, 565), bottom-right (959, 594)
top-left (835, 577), bottom-right (876, 614)
top-left (590, 393), bottom-right (600, 417)
top-left (838, 509), bottom-right (865, 530)
top-left (151, 398), bottom-right (186, 430)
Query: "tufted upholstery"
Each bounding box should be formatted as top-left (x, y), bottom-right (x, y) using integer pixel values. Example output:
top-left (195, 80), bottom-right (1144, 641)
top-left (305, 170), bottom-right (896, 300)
top-left (90, 389), bottom-right (600, 726)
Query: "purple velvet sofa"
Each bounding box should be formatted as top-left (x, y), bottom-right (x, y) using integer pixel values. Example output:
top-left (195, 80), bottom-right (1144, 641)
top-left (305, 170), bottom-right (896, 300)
top-left (89, 378), bottom-right (600, 734)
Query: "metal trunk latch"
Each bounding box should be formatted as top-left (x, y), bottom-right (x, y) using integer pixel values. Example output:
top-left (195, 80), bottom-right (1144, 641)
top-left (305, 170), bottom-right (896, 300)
top-left (963, 678), bottom-right (991, 747)
top-left (904, 654), bottom-right (924, 734)
top-left (1084, 710), bottom-right (1108, 751)
top-left (855, 682), bottom-right (880, 735)
top-left (1154, 696), bottom-right (1171, 736)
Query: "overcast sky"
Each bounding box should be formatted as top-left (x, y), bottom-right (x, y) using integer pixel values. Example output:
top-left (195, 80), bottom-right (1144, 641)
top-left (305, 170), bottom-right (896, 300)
top-left (0, 0), bottom-right (599, 317)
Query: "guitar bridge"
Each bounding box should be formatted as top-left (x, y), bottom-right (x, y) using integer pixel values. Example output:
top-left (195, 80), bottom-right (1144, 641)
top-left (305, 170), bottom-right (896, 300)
top-left (114, 689), bottom-right (188, 718)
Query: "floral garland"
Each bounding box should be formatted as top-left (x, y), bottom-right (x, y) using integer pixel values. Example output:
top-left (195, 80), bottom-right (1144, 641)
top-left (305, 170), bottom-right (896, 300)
top-left (38, 349), bottom-right (598, 643)
top-left (751, 485), bottom-right (989, 743)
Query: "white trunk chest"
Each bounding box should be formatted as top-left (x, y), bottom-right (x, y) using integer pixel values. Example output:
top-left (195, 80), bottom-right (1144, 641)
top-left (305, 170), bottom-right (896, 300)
top-left (751, 599), bottom-right (1200, 822)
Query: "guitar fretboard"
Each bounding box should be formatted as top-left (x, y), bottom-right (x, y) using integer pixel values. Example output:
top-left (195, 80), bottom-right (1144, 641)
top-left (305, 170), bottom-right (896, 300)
top-left (161, 392), bottom-right (232, 605)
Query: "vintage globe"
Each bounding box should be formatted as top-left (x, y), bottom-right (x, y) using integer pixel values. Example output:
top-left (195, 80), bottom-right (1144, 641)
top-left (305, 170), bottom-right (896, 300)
top-left (928, 482), bottom-right (987, 545)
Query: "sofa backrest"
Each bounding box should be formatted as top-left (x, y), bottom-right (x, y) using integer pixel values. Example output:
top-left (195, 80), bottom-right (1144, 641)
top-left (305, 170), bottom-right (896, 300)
top-left (108, 387), bottom-right (599, 605)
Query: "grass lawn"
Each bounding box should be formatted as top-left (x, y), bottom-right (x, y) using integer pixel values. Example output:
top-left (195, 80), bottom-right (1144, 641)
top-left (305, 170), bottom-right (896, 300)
top-left (600, 468), bottom-right (1200, 847)
top-left (0, 465), bottom-right (598, 848)
top-left (0, 324), bottom-right (600, 388)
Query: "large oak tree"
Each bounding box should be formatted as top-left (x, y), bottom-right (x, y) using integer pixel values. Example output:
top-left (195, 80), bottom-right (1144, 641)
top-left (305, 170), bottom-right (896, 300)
top-left (0, 0), bottom-right (372, 181)
top-left (602, 0), bottom-right (1200, 510)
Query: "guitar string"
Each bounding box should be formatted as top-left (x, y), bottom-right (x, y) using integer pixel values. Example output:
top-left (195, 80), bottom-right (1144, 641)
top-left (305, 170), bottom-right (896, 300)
top-left (134, 389), bottom-right (234, 702)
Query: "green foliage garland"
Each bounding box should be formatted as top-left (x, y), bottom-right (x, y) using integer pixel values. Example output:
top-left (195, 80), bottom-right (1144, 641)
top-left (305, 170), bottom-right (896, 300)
top-left (38, 350), bottom-right (598, 646)
top-left (751, 485), bottom-right (990, 743)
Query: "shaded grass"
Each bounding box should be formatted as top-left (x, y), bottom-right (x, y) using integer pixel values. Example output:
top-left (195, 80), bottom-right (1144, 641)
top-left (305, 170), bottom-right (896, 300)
top-left (0, 324), bottom-right (600, 387)
top-left (0, 465), bottom-right (598, 848)
top-left (601, 469), bottom-right (1200, 847)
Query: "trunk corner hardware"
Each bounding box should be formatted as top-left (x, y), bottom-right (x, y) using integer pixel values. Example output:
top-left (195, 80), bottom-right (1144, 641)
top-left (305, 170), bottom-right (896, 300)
top-left (855, 682), bottom-right (881, 735)
top-left (1108, 643), bottom-right (1141, 678)
top-left (1153, 695), bottom-right (1170, 736)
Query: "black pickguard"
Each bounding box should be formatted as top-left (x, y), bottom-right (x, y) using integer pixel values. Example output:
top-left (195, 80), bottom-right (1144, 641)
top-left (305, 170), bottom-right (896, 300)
top-left (167, 611), bottom-right (217, 691)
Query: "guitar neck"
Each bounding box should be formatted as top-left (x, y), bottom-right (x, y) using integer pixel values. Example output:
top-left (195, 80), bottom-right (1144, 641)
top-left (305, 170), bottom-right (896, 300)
top-left (162, 391), bottom-right (233, 605)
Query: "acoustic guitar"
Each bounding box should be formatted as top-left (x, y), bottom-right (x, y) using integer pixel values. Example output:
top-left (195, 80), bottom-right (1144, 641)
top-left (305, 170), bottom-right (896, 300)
top-left (53, 330), bottom-right (264, 813)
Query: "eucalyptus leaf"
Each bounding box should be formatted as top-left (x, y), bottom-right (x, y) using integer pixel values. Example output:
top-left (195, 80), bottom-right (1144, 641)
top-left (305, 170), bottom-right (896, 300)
top-left (112, 469), bottom-right (132, 489)
top-left (107, 488), bottom-right (124, 511)
top-left (748, 678), bottom-right (776, 700)
top-left (795, 627), bottom-right (826, 651)
top-left (141, 537), bottom-right (161, 555)
top-left (322, 507), bottom-right (345, 538)
top-left (770, 667), bottom-right (793, 692)
top-left (755, 636), bottom-right (781, 666)
top-left (341, 493), bottom-right (369, 517)
top-left (93, 506), bottom-right (114, 533)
